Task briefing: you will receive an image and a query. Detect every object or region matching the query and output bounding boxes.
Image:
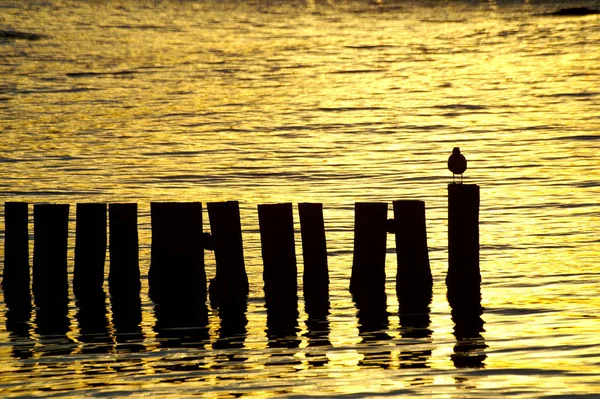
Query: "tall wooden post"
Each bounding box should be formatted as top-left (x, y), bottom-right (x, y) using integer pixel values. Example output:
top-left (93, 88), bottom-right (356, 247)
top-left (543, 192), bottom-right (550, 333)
top-left (108, 203), bottom-right (141, 299)
top-left (350, 202), bottom-right (388, 307)
top-left (207, 201), bottom-right (248, 310)
top-left (2, 202), bottom-right (31, 313)
top-left (392, 200), bottom-right (432, 313)
top-left (74, 203), bottom-right (107, 304)
top-left (32, 204), bottom-right (70, 311)
top-left (298, 202), bottom-right (329, 317)
top-left (258, 203), bottom-right (297, 316)
top-left (149, 202), bottom-right (207, 328)
top-left (447, 183), bottom-right (485, 367)
top-left (447, 184), bottom-right (481, 305)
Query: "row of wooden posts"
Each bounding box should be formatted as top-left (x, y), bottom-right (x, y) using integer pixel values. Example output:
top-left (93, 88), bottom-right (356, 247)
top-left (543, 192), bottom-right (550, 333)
top-left (2, 184), bottom-right (481, 323)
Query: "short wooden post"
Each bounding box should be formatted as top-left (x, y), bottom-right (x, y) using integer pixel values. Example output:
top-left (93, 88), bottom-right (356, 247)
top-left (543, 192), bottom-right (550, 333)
top-left (32, 204), bottom-right (70, 311)
top-left (350, 202), bottom-right (387, 307)
top-left (392, 200), bottom-right (433, 312)
top-left (149, 202), bottom-right (206, 309)
top-left (447, 184), bottom-right (481, 307)
top-left (258, 203), bottom-right (297, 312)
top-left (74, 203), bottom-right (107, 303)
top-left (298, 203), bottom-right (329, 317)
top-left (2, 202), bottom-right (31, 313)
top-left (108, 203), bottom-right (141, 299)
top-left (207, 201), bottom-right (248, 310)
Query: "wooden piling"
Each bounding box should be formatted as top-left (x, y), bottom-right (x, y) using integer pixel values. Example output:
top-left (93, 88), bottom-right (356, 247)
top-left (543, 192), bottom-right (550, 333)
top-left (258, 203), bottom-right (297, 311)
top-left (350, 202), bottom-right (388, 306)
top-left (298, 202), bottom-right (329, 317)
top-left (32, 204), bottom-right (70, 311)
top-left (392, 200), bottom-right (432, 310)
top-left (74, 203), bottom-right (107, 303)
top-left (207, 201), bottom-right (248, 309)
top-left (108, 203), bottom-right (141, 299)
top-left (149, 202), bottom-right (206, 309)
top-left (447, 184), bottom-right (481, 307)
top-left (2, 202), bottom-right (31, 313)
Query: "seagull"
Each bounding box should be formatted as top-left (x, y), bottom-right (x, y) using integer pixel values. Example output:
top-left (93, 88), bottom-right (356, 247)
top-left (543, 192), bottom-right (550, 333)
top-left (448, 147), bottom-right (467, 183)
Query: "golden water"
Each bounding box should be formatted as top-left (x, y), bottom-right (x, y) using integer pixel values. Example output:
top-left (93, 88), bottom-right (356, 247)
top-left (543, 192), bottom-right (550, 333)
top-left (1, 0), bottom-right (599, 397)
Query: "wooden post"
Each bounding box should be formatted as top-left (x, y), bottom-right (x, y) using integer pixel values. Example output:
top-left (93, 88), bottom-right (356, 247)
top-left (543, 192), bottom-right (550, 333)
top-left (32, 204), bottom-right (70, 311)
top-left (298, 202), bottom-right (329, 317)
top-left (350, 202), bottom-right (387, 307)
top-left (447, 184), bottom-right (481, 307)
top-left (149, 202), bottom-right (206, 309)
top-left (74, 203), bottom-right (107, 303)
top-left (207, 201), bottom-right (248, 310)
top-left (2, 202), bottom-right (31, 313)
top-left (257, 203), bottom-right (297, 313)
top-left (108, 203), bottom-right (141, 299)
top-left (392, 200), bottom-right (432, 313)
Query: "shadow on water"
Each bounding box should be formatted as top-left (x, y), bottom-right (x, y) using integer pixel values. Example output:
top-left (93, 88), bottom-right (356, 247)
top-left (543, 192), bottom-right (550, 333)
top-left (353, 291), bottom-right (392, 369)
top-left (398, 293), bottom-right (433, 369)
top-left (448, 283), bottom-right (487, 368)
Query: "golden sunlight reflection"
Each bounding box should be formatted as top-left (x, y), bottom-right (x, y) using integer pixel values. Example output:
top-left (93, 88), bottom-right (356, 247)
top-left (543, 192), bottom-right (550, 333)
top-left (1, 0), bottom-right (600, 397)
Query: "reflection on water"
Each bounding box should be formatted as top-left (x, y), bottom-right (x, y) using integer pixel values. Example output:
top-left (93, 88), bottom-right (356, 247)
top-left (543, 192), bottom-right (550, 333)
top-left (1, 0), bottom-right (600, 397)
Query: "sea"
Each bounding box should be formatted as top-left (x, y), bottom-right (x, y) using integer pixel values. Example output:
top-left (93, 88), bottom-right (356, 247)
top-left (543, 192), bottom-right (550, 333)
top-left (1, 0), bottom-right (599, 397)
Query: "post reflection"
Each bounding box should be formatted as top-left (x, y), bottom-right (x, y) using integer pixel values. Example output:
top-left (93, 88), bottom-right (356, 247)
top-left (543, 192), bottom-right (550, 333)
top-left (265, 299), bottom-right (301, 369)
top-left (304, 312), bottom-right (331, 368)
top-left (34, 306), bottom-right (76, 357)
top-left (354, 292), bottom-right (392, 369)
top-left (110, 292), bottom-right (145, 352)
top-left (212, 301), bottom-right (249, 365)
top-left (448, 285), bottom-right (487, 368)
top-left (76, 294), bottom-right (113, 354)
top-left (398, 298), bottom-right (433, 369)
top-left (5, 309), bottom-right (35, 361)
top-left (153, 303), bottom-right (210, 348)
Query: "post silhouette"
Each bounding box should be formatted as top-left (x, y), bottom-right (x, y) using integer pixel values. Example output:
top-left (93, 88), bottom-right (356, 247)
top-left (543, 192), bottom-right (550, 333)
top-left (350, 202), bottom-right (388, 308)
top-left (258, 203), bottom-right (297, 314)
top-left (207, 201), bottom-right (248, 310)
top-left (2, 202), bottom-right (31, 314)
top-left (149, 202), bottom-right (207, 328)
top-left (447, 184), bottom-right (481, 306)
top-left (32, 204), bottom-right (70, 312)
top-left (447, 183), bottom-right (485, 367)
top-left (108, 203), bottom-right (141, 299)
top-left (391, 200), bottom-right (432, 313)
top-left (74, 203), bottom-right (107, 304)
top-left (298, 202), bottom-right (329, 317)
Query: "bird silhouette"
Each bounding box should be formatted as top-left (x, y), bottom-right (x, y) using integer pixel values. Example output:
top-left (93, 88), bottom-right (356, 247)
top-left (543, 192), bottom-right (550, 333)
top-left (448, 147), bottom-right (467, 183)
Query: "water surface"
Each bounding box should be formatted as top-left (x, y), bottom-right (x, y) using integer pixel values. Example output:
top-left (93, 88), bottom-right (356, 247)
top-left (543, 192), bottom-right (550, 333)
top-left (1, 0), bottom-right (600, 397)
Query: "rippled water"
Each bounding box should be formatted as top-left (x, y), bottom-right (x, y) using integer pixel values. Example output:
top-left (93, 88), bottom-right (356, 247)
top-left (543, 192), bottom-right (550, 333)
top-left (1, 0), bottom-right (600, 397)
